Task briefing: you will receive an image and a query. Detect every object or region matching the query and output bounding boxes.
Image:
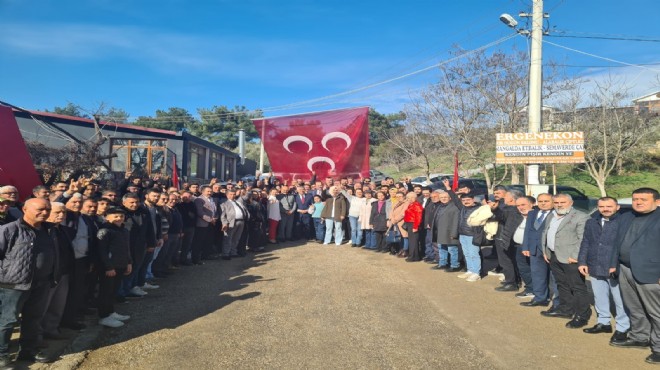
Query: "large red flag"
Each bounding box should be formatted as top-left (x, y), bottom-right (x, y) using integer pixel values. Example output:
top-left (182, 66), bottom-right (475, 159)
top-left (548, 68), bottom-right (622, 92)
top-left (252, 107), bottom-right (369, 182)
top-left (452, 151), bottom-right (459, 191)
top-left (171, 153), bottom-right (179, 189)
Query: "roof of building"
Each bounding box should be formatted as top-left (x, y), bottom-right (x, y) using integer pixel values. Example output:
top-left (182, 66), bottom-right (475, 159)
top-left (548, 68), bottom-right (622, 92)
top-left (632, 91), bottom-right (660, 103)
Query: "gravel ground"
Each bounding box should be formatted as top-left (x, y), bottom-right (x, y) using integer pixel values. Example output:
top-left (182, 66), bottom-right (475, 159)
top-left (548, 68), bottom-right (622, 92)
top-left (32, 240), bottom-right (657, 369)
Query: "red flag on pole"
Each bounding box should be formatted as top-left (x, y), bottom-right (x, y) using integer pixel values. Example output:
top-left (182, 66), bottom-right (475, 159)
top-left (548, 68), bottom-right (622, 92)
top-left (171, 153), bottom-right (179, 189)
top-left (452, 151), bottom-right (459, 191)
top-left (252, 107), bottom-right (370, 182)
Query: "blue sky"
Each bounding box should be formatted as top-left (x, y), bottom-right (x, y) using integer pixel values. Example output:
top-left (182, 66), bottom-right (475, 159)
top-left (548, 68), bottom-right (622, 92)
top-left (1, 0), bottom-right (659, 120)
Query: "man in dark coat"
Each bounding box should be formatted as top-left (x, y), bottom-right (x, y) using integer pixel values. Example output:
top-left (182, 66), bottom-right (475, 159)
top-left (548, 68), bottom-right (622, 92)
top-left (431, 191), bottom-right (460, 272)
top-left (578, 197), bottom-right (629, 341)
top-left (609, 188), bottom-right (660, 365)
top-left (0, 199), bottom-right (59, 365)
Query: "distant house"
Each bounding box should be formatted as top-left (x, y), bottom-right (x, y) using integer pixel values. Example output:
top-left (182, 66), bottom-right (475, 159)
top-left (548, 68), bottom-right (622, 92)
top-left (12, 109), bottom-right (241, 183)
top-left (632, 91), bottom-right (660, 115)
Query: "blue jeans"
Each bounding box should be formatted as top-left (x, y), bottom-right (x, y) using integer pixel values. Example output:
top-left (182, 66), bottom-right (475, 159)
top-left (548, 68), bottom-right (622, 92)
top-left (349, 216), bottom-right (363, 245)
top-left (0, 288), bottom-right (29, 355)
top-left (402, 237), bottom-right (409, 251)
top-left (324, 219), bottom-right (343, 245)
top-left (516, 247), bottom-right (533, 292)
top-left (460, 235), bottom-right (480, 274)
top-left (439, 244), bottom-right (459, 268)
top-left (363, 229), bottom-right (376, 249)
top-left (591, 276), bottom-right (630, 332)
top-left (313, 218), bottom-right (325, 241)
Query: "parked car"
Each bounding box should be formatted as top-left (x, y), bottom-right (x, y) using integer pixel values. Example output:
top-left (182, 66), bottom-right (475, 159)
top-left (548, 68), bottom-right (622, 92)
top-left (369, 170), bottom-right (389, 185)
top-left (428, 178), bottom-right (488, 196)
top-left (411, 173), bottom-right (451, 187)
top-left (508, 184), bottom-right (597, 212)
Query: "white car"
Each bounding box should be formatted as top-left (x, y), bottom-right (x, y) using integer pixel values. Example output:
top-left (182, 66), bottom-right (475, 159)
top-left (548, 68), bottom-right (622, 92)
top-left (411, 173), bottom-right (451, 187)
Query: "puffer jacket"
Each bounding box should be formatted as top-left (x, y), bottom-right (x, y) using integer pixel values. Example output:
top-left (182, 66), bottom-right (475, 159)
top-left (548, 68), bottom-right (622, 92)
top-left (0, 219), bottom-right (60, 290)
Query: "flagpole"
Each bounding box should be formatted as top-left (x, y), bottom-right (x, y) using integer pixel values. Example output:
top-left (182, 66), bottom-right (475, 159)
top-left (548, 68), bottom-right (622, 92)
top-left (258, 121), bottom-right (265, 174)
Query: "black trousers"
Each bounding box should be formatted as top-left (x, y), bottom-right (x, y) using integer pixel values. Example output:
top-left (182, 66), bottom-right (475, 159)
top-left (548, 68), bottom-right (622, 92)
top-left (179, 227), bottom-right (195, 263)
top-left (374, 231), bottom-right (386, 251)
top-left (62, 257), bottom-right (89, 325)
top-left (191, 225), bottom-right (213, 263)
top-left (97, 268), bottom-right (125, 319)
top-left (19, 281), bottom-right (51, 353)
top-left (405, 223), bottom-right (420, 261)
top-left (495, 244), bottom-right (518, 285)
top-left (549, 252), bottom-right (591, 318)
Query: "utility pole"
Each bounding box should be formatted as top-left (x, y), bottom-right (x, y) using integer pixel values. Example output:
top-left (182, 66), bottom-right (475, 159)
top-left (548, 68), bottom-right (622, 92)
top-left (258, 122), bottom-right (265, 174)
top-left (521, 0), bottom-right (546, 185)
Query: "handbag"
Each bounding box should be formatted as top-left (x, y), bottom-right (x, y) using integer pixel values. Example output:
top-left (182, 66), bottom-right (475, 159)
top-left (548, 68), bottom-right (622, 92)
top-left (385, 224), bottom-right (402, 244)
top-left (472, 226), bottom-right (493, 247)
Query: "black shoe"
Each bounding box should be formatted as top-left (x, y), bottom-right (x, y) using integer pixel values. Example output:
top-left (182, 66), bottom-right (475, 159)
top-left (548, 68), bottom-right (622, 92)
top-left (405, 258), bottom-right (420, 262)
top-left (646, 353), bottom-right (660, 364)
top-left (520, 300), bottom-right (549, 307)
top-left (431, 265), bottom-right (449, 270)
top-left (495, 283), bottom-right (519, 292)
top-left (566, 317), bottom-right (590, 329)
top-left (17, 351), bottom-right (56, 363)
top-left (610, 330), bottom-right (628, 343)
top-left (60, 321), bottom-right (86, 331)
top-left (445, 267), bottom-right (462, 273)
top-left (541, 309), bottom-right (573, 319)
top-left (583, 323), bottom-right (613, 334)
top-left (221, 256), bottom-right (231, 261)
top-left (609, 338), bottom-right (650, 348)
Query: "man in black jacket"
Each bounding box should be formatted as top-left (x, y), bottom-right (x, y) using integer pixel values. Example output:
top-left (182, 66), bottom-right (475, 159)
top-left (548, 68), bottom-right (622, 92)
top-left (609, 188), bottom-right (660, 365)
top-left (119, 193), bottom-right (156, 299)
top-left (0, 199), bottom-right (58, 365)
top-left (491, 190), bottom-right (525, 292)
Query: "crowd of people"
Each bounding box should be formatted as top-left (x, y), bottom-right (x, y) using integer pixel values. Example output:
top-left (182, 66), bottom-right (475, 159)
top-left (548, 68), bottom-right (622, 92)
top-left (0, 170), bottom-right (658, 366)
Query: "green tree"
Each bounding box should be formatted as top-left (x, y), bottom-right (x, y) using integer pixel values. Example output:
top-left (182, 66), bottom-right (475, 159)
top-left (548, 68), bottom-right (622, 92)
top-left (46, 103), bottom-right (90, 119)
top-left (134, 107), bottom-right (196, 132)
top-left (368, 108), bottom-right (405, 147)
top-left (190, 106), bottom-right (262, 150)
top-left (101, 107), bottom-right (130, 124)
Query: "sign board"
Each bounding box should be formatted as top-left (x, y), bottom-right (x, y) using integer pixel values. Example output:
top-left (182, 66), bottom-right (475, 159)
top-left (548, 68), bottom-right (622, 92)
top-left (495, 132), bottom-right (585, 164)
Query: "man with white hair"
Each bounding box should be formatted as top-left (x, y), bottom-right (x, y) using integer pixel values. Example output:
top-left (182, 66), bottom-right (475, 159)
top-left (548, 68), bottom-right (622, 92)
top-left (320, 186), bottom-right (347, 246)
top-left (541, 193), bottom-right (590, 329)
top-left (0, 185), bottom-right (22, 219)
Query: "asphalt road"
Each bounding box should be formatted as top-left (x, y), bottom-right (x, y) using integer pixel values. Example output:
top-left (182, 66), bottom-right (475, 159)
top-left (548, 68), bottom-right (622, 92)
top-left (36, 240), bottom-right (657, 369)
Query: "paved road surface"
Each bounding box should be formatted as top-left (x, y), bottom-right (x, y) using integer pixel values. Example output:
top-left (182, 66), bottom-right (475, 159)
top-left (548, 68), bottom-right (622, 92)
top-left (64, 241), bottom-right (655, 369)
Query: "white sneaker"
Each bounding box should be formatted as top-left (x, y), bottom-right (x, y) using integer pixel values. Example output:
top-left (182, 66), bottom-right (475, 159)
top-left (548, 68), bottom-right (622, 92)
top-left (457, 272), bottom-right (472, 279)
top-left (466, 273), bottom-right (481, 282)
top-left (110, 312), bottom-right (130, 321)
top-left (99, 316), bottom-right (125, 328)
top-left (499, 275), bottom-right (505, 282)
top-left (141, 282), bottom-right (160, 290)
top-left (129, 287), bottom-right (147, 296)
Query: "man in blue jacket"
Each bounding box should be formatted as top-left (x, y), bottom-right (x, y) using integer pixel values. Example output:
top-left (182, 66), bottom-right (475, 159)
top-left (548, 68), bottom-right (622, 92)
top-left (609, 188), bottom-right (660, 365)
top-left (577, 197), bottom-right (629, 341)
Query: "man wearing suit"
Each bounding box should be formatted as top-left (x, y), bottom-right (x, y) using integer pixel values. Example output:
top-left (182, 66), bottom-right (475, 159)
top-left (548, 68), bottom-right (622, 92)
top-left (541, 194), bottom-right (590, 328)
top-left (191, 186), bottom-right (217, 265)
top-left (221, 189), bottom-right (250, 260)
top-left (609, 188), bottom-right (660, 365)
top-left (294, 186), bottom-right (314, 240)
top-left (277, 185), bottom-right (297, 242)
top-left (521, 193), bottom-right (560, 308)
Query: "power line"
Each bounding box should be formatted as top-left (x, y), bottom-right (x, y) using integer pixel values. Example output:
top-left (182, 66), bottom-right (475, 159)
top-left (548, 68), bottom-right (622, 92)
top-left (548, 34), bottom-right (660, 43)
top-left (543, 39), bottom-right (660, 73)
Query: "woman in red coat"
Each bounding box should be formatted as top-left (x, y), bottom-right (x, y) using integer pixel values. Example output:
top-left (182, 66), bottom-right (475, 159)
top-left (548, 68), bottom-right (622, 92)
top-left (403, 192), bottom-right (423, 262)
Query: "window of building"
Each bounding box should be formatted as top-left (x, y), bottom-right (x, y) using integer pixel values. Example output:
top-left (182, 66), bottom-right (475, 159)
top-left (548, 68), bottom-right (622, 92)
top-left (224, 156), bottom-right (234, 180)
top-left (111, 139), bottom-right (167, 175)
top-left (188, 144), bottom-right (206, 179)
top-left (209, 152), bottom-right (222, 178)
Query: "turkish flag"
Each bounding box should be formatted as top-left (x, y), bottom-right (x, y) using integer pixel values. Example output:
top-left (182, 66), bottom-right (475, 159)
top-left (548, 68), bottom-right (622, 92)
top-left (252, 107), bottom-right (369, 182)
top-left (452, 151), bottom-right (459, 192)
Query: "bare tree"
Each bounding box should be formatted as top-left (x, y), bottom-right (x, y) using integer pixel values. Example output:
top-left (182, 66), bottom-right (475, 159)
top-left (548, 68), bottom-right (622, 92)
top-left (554, 77), bottom-right (660, 196)
top-left (379, 120), bottom-right (441, 177)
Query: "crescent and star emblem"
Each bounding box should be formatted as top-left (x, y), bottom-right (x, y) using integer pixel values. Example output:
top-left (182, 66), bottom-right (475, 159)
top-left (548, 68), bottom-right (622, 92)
top-left (281, 131), bottom-right (352, 171)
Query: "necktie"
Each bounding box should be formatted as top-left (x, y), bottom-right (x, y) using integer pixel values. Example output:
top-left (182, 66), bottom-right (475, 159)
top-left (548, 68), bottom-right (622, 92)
top-left (534, 211), bottom-right (546, 230)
